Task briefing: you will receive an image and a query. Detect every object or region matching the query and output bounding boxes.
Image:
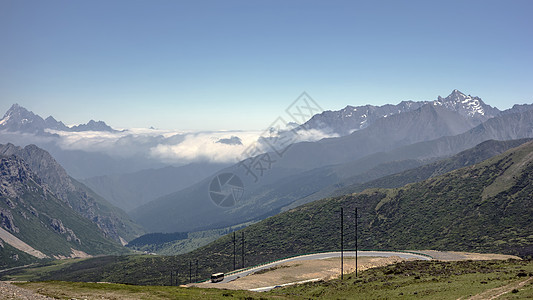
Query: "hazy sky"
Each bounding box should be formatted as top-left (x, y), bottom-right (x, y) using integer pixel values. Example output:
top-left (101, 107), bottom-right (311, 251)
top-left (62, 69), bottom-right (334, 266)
top-left (1, 0), bottom-right (532, 130)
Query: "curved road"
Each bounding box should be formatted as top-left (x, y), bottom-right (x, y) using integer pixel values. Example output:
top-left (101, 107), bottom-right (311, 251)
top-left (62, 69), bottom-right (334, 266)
top-left (219, 250), bottom-right (431, 284)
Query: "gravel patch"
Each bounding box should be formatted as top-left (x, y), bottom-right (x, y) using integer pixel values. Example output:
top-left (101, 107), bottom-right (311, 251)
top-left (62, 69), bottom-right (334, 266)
top-left (0, 282), bottom-right (54, 299)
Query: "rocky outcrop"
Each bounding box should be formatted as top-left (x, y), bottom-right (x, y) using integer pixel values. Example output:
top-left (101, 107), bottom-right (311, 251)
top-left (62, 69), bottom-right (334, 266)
top-left (0, 155), bottom-right (42, 234)
top-left (0, 144), bottom-right (74, 204)
top-left (0, 208), bottom-right (19, 233)
top-left (0, 155), bottom-right (41, 199)
top-left (50, 218), bottom-right (81, 244)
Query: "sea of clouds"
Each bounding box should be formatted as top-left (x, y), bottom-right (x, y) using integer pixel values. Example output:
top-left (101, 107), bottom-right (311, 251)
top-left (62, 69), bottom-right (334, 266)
top-left (39, 126), bottom-right (339, 165)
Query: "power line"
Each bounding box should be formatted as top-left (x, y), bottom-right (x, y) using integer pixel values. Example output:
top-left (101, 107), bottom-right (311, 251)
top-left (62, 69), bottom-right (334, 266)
top-left (355, 207), bottom-right (358, 277)
top-left (241, 231), bottom-right (245, 268)
top-left (341, 207), bottom-right (344, 280)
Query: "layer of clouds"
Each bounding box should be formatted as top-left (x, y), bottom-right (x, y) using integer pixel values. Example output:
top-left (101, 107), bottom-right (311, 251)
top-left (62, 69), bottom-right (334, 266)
top-left (150, 131), bottom-right (263, 163)
top-left (2, 126), bottom-right (339, 165)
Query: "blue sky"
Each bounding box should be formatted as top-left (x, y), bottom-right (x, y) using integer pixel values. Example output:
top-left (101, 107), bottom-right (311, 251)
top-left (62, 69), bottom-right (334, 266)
top-left (1, 0), bottom-right (532, 130)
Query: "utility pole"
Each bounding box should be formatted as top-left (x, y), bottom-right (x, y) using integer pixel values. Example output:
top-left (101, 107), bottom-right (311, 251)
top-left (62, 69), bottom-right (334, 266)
top-left (241, 231), bottom-right (245, 268)
top-left (189, 261), bottom-right (192, 283)
top-left (195, 260), bottom-right (198, 281)
top-left (355, 207), bottom-right (358, 277)
top-left (341, 207), bottom-right (344, 280)
top-left (170, 270), bottom-right (173, 286)
top-left (233, 232), bottom-right (236, 270)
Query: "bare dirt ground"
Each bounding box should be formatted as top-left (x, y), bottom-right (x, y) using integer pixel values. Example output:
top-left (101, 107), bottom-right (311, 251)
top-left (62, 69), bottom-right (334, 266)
top-left (196, 256), bottom-right (405, 290)
top-left (195, 251), bottom-right (522, 291)
top-left (0, 281), bottom-right (54, 300)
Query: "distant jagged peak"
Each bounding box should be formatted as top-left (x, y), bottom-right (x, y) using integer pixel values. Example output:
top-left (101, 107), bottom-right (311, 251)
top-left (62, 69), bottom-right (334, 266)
top-left (437, 89), bottom-right (475, 102)
top-left (0, 103), bottom-right (116, 133)
top-left (433, 89), bottom-right (499, 119)
top-left (299, 99), bottom-right (427, 136)
top-left (69, 119), bottom-right (117, 132)
top-left (6, 103), bottom-right (25, 113)
top-left (294, 89), bottom-right (503, 138)
top-left (45, 115), bottom-right (57, 122)
top-left (3, 103), bottom-right (37, 119)
top-left (0, 104), bottom-right (46, 132)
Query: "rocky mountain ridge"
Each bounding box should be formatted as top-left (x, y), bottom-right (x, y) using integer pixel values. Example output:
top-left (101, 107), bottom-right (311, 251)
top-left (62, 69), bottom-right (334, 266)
top-left (132, 103), bottom-right (533, 234)
top-left (0, 143), bottom-right (144, 243)
top-left (299, 89), bottom-right (500, 136)
top-left (0, 104), bottom-right (116, 134)
top-left (0, 153), bottom-right (127, 268)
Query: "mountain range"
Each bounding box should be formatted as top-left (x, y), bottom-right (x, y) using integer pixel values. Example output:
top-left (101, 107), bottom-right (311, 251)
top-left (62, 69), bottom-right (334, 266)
top-left (298, 89), bottom-right (499, 136)
top-left (0, 104), bottom-right (117, 134)
top-left (130, 90), bottom-right (533, 233)
top-left (2, 89), bottom-right (532, 252)
top-left (1, 88), bottom-right (533, 283)
top-left (15, 139), bottom-right (533, 285)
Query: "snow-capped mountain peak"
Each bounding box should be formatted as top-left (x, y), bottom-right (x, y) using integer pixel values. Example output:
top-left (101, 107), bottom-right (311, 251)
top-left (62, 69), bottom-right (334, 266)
top-left (295, 90), bottom-right (501, 138)
top-left (0, 104), bottom-right (117, 133)
top-left (433, 89), bottom-right (497, 118)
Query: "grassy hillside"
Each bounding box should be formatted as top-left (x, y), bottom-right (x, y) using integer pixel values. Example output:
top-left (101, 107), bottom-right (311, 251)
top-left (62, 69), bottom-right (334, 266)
top-left (269, 259), bottom-right (533, 299)
top-left (287, 138), bottom-right (532, 210)
top-left (11, 259), bottom-right (533, 299)
top-left (0, 242), bottom-right (39, 269)
top-left (3, 140), bottom-right (533, 284)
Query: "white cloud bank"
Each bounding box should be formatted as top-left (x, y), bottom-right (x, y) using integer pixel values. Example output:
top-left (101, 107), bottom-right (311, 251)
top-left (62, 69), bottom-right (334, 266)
top-left (150, 131), bottom-right (263, 163)
top-left (38, 126), bottom-right (339, 164)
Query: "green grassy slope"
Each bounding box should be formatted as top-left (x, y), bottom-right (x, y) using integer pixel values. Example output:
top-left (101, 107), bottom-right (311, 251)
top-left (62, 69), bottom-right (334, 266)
top-left (0, 242), bottom-right (39, 270)
top-left (4, 140), bottom-right (533, 284)
top-left (290, 138), bottom-right (532, 208)
top-left (270, 259), bottom-right (533, 299)
top-left (12, 259), bottom-right (533, 299)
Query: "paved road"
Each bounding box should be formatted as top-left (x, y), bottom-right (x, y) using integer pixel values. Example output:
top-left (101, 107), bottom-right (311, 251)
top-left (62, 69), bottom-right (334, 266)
top-left (219, 250), bottom-right (431, 284)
